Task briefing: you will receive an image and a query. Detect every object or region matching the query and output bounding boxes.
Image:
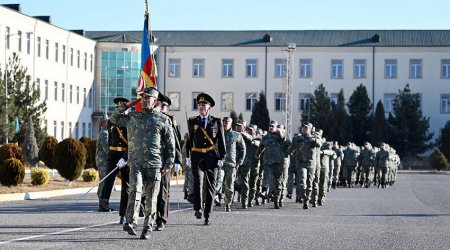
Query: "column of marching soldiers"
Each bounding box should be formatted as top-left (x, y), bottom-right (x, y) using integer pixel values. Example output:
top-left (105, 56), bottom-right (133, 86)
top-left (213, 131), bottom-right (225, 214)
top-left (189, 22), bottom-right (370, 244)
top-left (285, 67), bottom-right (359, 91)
top-left (95, 90), bottom-right (401, 240)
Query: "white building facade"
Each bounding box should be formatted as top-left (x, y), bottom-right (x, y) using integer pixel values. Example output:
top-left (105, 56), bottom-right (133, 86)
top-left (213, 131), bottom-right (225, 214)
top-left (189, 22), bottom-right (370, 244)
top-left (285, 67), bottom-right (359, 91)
top-left (0, 5), bottom-right (96, 141)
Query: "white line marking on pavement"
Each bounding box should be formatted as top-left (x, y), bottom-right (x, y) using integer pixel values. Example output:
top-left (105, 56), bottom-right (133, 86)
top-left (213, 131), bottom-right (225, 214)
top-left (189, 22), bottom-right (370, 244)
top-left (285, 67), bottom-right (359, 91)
top-left (0, 207), bottom-right (193, 245)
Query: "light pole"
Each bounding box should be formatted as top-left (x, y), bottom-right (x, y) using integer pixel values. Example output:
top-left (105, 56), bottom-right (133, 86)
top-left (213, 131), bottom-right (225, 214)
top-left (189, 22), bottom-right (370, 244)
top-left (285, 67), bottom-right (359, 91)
top-left (308, 81), bottom-right (313, 122)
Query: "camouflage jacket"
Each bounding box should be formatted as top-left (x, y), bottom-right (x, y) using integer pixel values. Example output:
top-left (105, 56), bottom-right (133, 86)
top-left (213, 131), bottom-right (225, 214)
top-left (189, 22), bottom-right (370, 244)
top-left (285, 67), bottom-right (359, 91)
top-left (288, 133), bottom-right (322, 167)
top-left (95, 128), bottom-right (109, 167)
top-left (110, 104), bottom-right (175, 169)
top-left (333, 147), bottom-right (344, 167)
top-left (360, 148), bottom-right (375, 168)
top-left (241, 132), bottom-right (259, 167)
top-left (343, 148), bottom-right (359, 167)
top-left (224, 129), bottom-right (246, 167)
top-left (256, 132), bottom-right (288, 165)
top-left (375, 149), bottom-right (390, 169)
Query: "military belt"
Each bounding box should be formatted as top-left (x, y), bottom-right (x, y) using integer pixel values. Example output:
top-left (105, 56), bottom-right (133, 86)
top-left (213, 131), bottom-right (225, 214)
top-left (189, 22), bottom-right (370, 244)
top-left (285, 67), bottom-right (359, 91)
top-left (192, 145), bottom-right (216, 153)
top-left (109, 146), bottom-right (128, 152)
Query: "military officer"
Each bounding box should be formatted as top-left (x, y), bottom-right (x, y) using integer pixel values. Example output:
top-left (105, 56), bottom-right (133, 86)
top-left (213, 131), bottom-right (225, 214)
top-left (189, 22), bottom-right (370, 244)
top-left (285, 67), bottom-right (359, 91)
top-left (95, 118), bottom-right (109, 203)
top-left (99, 97), bottom-right (130, 225)
top-left (186, 93), bottom-right (226, 225)
top-left (375, 142), bottom-right (390, 188)
top-left (111, 87), bottom-right (175, 240)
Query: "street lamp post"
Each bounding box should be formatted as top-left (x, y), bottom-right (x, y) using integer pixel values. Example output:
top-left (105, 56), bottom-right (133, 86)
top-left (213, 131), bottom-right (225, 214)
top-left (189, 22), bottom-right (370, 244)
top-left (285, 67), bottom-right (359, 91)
top-left (308, 81), bottom-right (313, 122)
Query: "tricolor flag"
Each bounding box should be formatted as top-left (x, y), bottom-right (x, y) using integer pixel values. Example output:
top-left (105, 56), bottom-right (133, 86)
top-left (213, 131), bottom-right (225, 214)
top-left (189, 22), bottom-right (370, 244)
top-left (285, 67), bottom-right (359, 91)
top-left (136, 13), bottom-right (157, 111)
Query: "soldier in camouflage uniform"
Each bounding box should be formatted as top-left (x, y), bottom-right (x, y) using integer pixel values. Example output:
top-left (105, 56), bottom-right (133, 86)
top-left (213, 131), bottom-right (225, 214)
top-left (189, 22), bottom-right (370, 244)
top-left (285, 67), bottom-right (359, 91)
top-left (317, 140), bottom-right (336, 206)
top-left (253, 128), bottom-right (264, 205)
top-left (111, 87), bottom-right (175, 240)
top-left (278, 124), bottom-right (291, 208)
top-left (182, 133), bottom-right (192, 199)
top-left (288, 122), bottom-right (322, 209)
top-left (242, 124), bottom-right (260, 208)
top-left (360, 142), bottom-right (376, 188)
top-left (236, 122), bottom-right (255, 208)
top-left (332, 142), bottom-right (344, 189)
top-left (375, 142), bottom-right (390, 188)
top-left (95, 119), bottom-right (109, 202)
top-left (256, 120), bottom-right (289, 209)
top-left (222, 117), bottom-right (246, 212)
top-left (310, 128), bottom-right (324, 207)
top-left (343, 142), bottom-right (360, 188)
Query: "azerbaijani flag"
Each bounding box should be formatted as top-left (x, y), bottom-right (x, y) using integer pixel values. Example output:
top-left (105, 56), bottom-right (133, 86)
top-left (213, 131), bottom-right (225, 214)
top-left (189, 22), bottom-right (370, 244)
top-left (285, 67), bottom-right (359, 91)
top-left (136, 13), bottom-right (157, 112)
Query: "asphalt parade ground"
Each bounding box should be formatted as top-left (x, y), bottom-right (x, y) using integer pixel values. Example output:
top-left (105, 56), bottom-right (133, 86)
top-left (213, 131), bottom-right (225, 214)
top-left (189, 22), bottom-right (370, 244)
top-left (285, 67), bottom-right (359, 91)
top-left (0, 172), bottom-right (449, 250)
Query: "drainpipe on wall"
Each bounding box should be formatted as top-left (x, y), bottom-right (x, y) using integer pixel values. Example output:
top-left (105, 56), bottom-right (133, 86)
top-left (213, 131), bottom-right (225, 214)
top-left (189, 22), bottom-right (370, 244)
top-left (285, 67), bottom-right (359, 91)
top-left (372, 46), bottom-right (375, 113)
top-left (264, 46), bottom-right (268, 95)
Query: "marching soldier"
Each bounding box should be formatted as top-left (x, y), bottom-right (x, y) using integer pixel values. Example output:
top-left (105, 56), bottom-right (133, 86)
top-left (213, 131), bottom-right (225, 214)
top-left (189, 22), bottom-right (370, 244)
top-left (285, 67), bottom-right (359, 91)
top-left (112, 87), bottom-right (175, 240)
top-left (99, 97), bottom-right (130, 225)
top-left (186, 93), bottom-right (226, 225)
top-left (181, 133), bottom-right (192, 199)
top-left (318, 140), bottom-right (336, 206)
top-left (239, 123), bottom-right (260, 208)
top-left (360, 142), bottom-right (376, 188)
top-left (95, 118), bottom-right (108, 203)
top-left (332, 141), bottom-right (344, 189)
top-left (222, 117), bottom-right (246, 212)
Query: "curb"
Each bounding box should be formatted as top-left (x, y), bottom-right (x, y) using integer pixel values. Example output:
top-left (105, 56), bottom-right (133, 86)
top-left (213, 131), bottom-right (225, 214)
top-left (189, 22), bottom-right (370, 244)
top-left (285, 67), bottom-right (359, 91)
top-left (0, 179), bottom-right (185, 202)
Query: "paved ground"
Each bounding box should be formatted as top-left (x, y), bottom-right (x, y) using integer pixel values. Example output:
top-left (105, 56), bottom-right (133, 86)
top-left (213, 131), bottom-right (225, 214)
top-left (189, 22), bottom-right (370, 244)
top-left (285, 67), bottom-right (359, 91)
top-left (0, 173), bottom-right (449, 249)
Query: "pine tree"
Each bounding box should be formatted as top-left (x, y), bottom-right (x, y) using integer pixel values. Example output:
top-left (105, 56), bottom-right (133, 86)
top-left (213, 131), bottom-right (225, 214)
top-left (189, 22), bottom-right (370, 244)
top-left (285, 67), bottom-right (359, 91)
top-left (22, 117), bottom-right (39, 169)
top-left (371, 100), bottom-right (387, 147)
top-left (0, 53), bottom-right (47, 145)
top-left (348, 84), bottom-right (372, 145)
top-left (250, 91), bottom-right (270, 131)
top-left (328, 89), bottom-right (351, 144)
top-left (388, 84), bottom-right (433, 157)
top-left (309, 84), bottom-right (331, 134)
top-left (436, 121), bottom-right (450, 159)
top-left (229, 110), bottom-right (238, 128)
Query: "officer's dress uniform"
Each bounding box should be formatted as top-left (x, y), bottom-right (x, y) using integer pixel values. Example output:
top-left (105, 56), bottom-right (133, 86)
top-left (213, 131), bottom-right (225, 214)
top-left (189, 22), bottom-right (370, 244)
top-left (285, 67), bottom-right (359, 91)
top-left (187, 114), bottom-right (226, 223)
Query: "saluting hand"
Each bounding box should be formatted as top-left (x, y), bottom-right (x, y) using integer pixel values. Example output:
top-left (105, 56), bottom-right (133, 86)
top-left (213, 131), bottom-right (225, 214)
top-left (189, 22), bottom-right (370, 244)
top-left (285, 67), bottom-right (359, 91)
top-left (126, 98), bottom-right (142, 108)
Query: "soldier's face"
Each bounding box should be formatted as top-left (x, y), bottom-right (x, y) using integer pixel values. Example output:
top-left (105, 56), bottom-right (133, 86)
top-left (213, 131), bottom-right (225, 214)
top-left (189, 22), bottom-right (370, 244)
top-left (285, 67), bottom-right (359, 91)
top-left (236, 125), bottom-right (244, 132)
top-left (268, 125), bottom-right (276, 133)
top-left (141, 95), bottom-right (157, 109)
top-left (223, 120), bottom-right (232, 130)
top-left (198, 102), bottom-right (210, 116)
top-left (301, 125), bottom-right (309, 134)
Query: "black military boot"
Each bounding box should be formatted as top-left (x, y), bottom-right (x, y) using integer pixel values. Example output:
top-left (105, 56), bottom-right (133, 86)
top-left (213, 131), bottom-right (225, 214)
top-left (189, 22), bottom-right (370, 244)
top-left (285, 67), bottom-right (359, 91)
top-left (286, 193), bottom-right (292, 199)
top-left (140, 228), bottom-right (151, 240)
top-left (279, 200), bottom-right (283, 208)
top-left (255, 198), bottom-right (260, 206)
top-left (123, 223), bottom-right (137, 235)
top-left (274, 201), bottom-right (280, 209)
top-left (184, 191), bottom-right (188, 200)
top-left (303, 201), bottom-right (309, 209)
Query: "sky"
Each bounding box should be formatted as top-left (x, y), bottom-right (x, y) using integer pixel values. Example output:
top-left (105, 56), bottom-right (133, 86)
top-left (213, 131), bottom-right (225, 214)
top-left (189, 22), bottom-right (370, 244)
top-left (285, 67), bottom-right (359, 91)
top-left (1, 0), bottom-right (449, 31)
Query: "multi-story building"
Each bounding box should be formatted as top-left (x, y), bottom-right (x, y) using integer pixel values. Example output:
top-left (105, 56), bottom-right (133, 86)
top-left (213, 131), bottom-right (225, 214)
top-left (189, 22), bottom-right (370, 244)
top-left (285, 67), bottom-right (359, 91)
top-left (2, 4), bottom-right (449, 146)
top-left (0, 4), bottom-right (95, 141)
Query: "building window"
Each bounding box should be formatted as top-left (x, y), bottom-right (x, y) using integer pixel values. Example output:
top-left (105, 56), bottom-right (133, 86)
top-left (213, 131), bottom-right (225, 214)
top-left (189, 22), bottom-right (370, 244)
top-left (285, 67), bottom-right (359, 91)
top-left (246, 59), bottom-right (257, 78)
top-left (354, 59), bottom-right (366, 78)
top-left (275, 93), bottom-right (286, 111)
top-left (83, 88), bottom-right (87, 107)
top-left (75, 122), bottom-right (79, 139)
top-left (69, 85), bottom-right (73, 103)
top-left (193, 59), bottom-right (204, 78)
top-left (409, 59), bottom-right (422, 79)
top-left (222, 59), bottom-right (234, 78)
top-left (192, 92), bottom-right (201, 110)
top-left (88, 89), bottom-right (93, 108)
top-left (53, 121), bottom-right (57, 137)
top-left (275, 59), bottom-right (285, 78)
top-left (62, 45), bottom-right (66, 64)
top-left (77, 50), bottom-right (80, 68)
top-left (37, 36), bottom-right (41, 57)
top-left (384, 94), bottom-right (396, 114)
top-left (5, 27), bottom-right (10, 49)
top-left (441, 95), bottom-right (450, 113)
top-left (168, 92), bottom-right (181, 111)
top-left (385, 59), bottom-right (397, 79)
top-left (44, 80), bottom-right (48, 100)
top-left (299, 93), bottom-right (311, 113)
top-left (442, 59), bottom-right (450, 79)
top-left (70, 48), bottom-right (73, 66)
top-left (331, 59), bottom-right (343, 79)
top-left (88, 123), bottom-right (92, 138)
top-left (330, 93), bottom-right (339, 106)
top-left (168, 58), bottom-right (181, 77)
top-left (90, 54), bottom-right (93, 72)
top-left (45, 39), bottom-right (49, 60)
top-left (76, 86), bottom-right (80, 104)
top-left (68, 122), bottom-right (72, 138)
top-left (61, 83), bottom-right (65, 102)
top-left (246, 93), bottom-right (257, 111)
top-left (26, 32), bottom-right (31, 54)
top-left (17, 30), bottom-right (22, 52)
top-left (61, 121), bottom-right (64, 139)
top-left (221, 92), bottom-right (233, 112)
top-left (300, 59), bottom-right (312, 78)
top-left (54, 82), bottom-right (58, 101)
top-left (82, 122), bottom-right (86, 137)
top-left (55, 43), bottom-right (59, 62)
top-left (84, 52), bottom-right (87, 70)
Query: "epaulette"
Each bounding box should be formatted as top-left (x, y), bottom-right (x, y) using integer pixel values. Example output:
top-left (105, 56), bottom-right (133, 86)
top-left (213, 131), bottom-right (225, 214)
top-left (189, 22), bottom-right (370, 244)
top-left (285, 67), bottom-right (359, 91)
top-left (189, 116), bottom-right (197, 120)
top-left (211, 116), bottom-right (221, 120)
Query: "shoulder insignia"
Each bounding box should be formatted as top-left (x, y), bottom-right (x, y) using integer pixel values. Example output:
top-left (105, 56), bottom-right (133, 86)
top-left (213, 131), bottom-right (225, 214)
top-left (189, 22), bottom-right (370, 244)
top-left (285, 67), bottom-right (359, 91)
top-left (211, 116), bottom-right (221, 120)
top-left (189, 116), bottom-right (197, 120)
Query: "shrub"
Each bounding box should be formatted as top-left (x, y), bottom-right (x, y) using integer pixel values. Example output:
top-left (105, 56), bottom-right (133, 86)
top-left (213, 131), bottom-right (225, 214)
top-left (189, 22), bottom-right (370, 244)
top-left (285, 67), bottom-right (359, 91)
top-left (82, 168), bottom-right (99, 182)
top-left (88, 140), bottom-right (97, 169)
top-left (430, 148), bottom-right (449, 171)
top-left (79, 137), bottom-right (94, 169)
top-left (0, 143), bottom-right (23, 164)
top-left (31, 167), bottom-right (50, 186)
top-left (53, 138), bottom-right (87, 181)
top-left (0, 158), bottom-right (25, 187)
top-left (38, 136), bottom-right (58, 169)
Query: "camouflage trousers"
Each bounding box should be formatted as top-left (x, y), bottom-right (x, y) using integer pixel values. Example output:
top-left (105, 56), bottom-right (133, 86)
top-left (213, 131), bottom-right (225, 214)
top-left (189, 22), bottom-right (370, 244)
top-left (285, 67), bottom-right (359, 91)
top-left (318, 166), bottom-right (329, 202)
top-left (254, 161), bottom-right (264, 201)
top-left (265, 163), bottom-right (284, 203)
top-left (295, 165), bottom-right (315, 202)
top-left (215, 167), bottom-right (225, 195)
top-left (377, 167), bottom-right (388, 185)
top-left (343, 165), bottom-right (356, 185)
top-left (311, 163), bottom-right (321, 204)
top-left (360, 166), bottom-right (374, 185)
top-left (237, 165), bottom-right (251, 205)
top-left (280, 158), bottom-right (290, 202)
top-left (286, 163), bottom-right (296, 195)
top-left (248, 162), bottom-right (260, 204)
top-left (96, 162), bottom-right (108, 200)
top-left (126, 164), bottom-right (161, 230)
top-left (183, 165), bottom-right (192, 194)
top-left (223, 165), bottom-right (237, 206)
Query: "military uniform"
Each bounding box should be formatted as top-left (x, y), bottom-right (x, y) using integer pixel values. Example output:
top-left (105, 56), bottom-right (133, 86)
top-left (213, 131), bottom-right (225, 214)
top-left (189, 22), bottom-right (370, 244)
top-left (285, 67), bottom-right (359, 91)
top-left (360, 147), bottom-right (376, 187)
top-left (343, 146), bottom-right (359, 187)
top-left (187, 110), bottom-right (226, 223)
top-left (111, 96), bottom-right (175, 237)
top-left (222, 125), bottom-right (246, 211)
top-left (375, 148), bottom-right (390, 188)
top-left (239, 130), bottom-right (260, 207)
top-left (332, 145), bottom-right (344, 188)
top-left (95, 125), bottom-right (108, 200)
top-left (318, 142), bottom-right (336, 205)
